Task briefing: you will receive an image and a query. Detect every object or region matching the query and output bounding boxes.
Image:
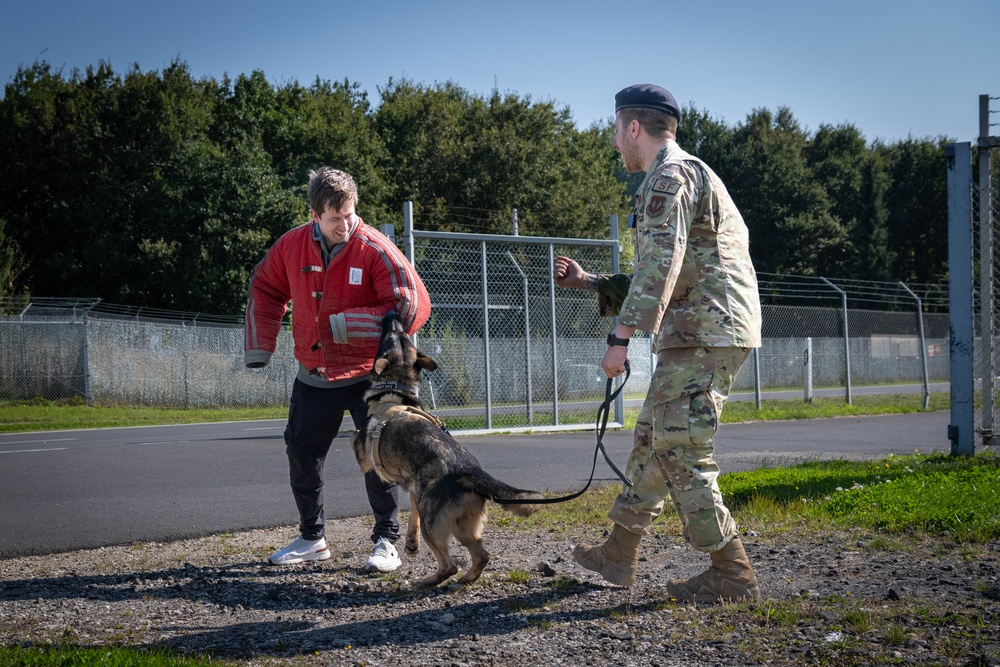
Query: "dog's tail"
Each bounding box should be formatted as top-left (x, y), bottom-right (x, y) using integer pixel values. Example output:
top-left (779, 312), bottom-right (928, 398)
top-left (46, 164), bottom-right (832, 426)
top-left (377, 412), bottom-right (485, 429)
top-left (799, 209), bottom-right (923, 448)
top-left (461, 470), bottom-right (544, 517)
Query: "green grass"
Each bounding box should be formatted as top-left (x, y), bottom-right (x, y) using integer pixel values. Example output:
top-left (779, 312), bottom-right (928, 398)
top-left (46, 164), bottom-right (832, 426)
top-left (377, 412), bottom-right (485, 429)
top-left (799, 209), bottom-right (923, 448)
top-left (0, 397), bottom-right (287, 433)
top-left (506, 568), bottom-right (532, 584)
top-left (720, 452), bottom-right (1000, 541)
top-left (514, 451), bottom-right (1000, 543)
top-left (721, 391), bottom-right (950, 423)
top-left (0, 391), bottom-right (950, 433)
top-left (0, 645), bottom-right (231, 666)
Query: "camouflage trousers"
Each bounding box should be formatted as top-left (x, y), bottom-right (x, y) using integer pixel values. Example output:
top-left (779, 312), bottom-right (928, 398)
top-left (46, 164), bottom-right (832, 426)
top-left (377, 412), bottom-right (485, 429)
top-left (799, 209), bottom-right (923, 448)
top-left (609, 347), bottom-right (750, 553)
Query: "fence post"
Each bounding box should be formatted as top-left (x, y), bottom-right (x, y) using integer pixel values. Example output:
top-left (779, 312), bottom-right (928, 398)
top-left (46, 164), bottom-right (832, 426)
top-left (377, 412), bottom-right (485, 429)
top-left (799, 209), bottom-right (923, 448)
top-left (753, 347), bottom-right (762, 410)
top-left (804, 337), bottom-right (813, 404)
top-left (19, 321), bottom-right (27, 400)
top-left (610, 214), bottom-right (624, 423)
top-left (480, 241), bottom-right (493, 429)
top-left (403, 202), bottom-right (415, 264)
top-left (978, 95), bottom-right (995, 444)
top-left (381, 223), bottom-right (396, 245)
top-left (946, 142), bottom-right (975, 456)
top-left (548, 243), bottom-right (559, 425)
top-left (821, 277), bottom-right (852, 405)
top-left (402, 202), bottom-right (418, 350)
top-left (900, 282), bottom-right (930, 410)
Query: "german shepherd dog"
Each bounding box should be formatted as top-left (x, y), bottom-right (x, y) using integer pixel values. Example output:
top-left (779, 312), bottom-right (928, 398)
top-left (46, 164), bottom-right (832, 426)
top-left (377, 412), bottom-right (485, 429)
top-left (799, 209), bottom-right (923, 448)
top-left (350, 313), bottom-right (544, 586)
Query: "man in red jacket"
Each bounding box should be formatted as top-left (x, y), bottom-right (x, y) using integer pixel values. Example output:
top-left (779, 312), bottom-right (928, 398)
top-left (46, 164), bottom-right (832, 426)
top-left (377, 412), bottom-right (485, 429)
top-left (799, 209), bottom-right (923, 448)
top-left (244, 167), bottom-right (431, 571)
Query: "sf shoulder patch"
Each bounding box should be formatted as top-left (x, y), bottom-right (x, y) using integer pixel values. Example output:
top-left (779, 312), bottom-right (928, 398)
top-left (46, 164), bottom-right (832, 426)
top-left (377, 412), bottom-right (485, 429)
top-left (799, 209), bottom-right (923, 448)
top-left (651, 178), bottom-right (681, 195)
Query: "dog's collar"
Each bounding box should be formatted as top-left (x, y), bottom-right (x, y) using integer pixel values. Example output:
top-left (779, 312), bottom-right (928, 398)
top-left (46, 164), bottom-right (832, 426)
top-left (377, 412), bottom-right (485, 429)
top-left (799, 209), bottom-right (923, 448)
top-left (369, 380), bottom-right (418, 395)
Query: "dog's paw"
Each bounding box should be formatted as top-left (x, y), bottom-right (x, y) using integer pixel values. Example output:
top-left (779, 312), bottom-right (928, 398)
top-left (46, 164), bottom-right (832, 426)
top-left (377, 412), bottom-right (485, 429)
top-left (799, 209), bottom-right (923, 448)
top-left (456, 571), bottom-right (483, 585)
top-left (417, 564), bottom-right (459, 587)
top-left (404, 539), bottom-right (420, 556)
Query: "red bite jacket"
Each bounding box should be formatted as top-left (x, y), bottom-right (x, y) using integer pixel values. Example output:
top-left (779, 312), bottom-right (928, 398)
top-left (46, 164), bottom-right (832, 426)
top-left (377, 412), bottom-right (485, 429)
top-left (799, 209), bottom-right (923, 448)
top-left (244, 219), bottom-right (430, 382)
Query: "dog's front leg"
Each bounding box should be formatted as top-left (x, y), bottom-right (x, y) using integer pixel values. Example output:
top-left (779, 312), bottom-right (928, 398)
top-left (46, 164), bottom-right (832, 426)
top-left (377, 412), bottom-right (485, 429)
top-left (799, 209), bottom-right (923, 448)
top-left (405, 491), bottom-right (421, 556)
top-left (349, 430), bottom-right (373, 473)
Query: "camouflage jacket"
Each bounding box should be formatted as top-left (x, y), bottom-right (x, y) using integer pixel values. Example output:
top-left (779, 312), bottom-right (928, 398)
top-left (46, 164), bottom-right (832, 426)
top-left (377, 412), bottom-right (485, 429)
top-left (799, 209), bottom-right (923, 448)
top-left (597, 140), bottom-right (761, 350)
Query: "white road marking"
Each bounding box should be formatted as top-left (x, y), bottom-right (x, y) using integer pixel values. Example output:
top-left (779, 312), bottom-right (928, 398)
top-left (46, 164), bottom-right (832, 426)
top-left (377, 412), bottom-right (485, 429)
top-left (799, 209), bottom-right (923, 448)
top-left (132, 441), bottom-right (191, 446)
top-left (0, 448), bottom-right (68, 454)
top-left (0, 438), bottom-right (77, 445)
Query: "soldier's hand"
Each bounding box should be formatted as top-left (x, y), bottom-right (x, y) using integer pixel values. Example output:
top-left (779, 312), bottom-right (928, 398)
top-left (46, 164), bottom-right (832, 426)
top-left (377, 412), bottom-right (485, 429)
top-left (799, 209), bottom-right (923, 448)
top-left (554, 256), bottom-right (585, 289)
top-left (601, 345), bottom-right (629, 379)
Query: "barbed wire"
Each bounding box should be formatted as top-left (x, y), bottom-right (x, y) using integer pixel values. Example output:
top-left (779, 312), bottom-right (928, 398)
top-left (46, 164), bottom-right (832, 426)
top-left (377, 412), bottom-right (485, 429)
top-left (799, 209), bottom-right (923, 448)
top-left (0, 265), bottom-right (952, 325)
top-left (756, 273), bottom-right (949, 310)
top-left (0, 297), bottom-right (245, 326)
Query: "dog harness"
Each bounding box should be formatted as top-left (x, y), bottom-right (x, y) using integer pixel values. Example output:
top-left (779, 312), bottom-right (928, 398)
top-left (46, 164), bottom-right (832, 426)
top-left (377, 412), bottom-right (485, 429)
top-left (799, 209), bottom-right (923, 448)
top-left (366, 401), bottom-right (447, 470)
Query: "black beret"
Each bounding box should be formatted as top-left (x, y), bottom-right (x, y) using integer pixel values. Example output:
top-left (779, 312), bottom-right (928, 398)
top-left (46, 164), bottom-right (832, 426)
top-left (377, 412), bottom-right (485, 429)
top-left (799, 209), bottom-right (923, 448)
top-left (615, 84), bottom-right (682, 123)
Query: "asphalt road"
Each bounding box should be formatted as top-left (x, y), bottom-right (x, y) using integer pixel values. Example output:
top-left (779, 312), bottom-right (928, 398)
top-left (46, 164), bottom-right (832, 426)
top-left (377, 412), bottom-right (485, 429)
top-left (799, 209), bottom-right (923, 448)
top-left (0, 411), bottom-right (951, 559)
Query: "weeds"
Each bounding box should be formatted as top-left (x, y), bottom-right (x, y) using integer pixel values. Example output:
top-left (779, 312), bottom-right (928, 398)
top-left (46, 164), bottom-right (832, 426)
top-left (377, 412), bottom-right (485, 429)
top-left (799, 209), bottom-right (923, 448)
top-left (506, 568), bottom-right (532, 584)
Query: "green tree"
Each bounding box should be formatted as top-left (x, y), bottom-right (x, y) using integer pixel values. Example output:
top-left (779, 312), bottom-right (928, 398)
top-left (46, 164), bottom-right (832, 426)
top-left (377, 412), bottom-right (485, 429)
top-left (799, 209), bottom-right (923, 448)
top-left (212, 72), bottom-right (391, 227)
top-left (878, 138), bottom-right (949, 285)
top-left (805, 123), bottom-right (893, 278)
top-left (0, 60), bottom-right (302, 314)
top-left (723, 107), bottom-right (844, 275)
top-left (270, 77), bottom-right (390, 225)
top-left (0, 218), bottom-right (27, 300)
top-left (0, 60), bottom-right (107, 298)
top-left (373, 78), bottom-right (471, 229)
top-left (373, 79), bottom-right (626, 238)
top-left (676, 104), bottom-right (735, 171)
top-left (0, 59), bottom-right (954, 315)
top-left (120, 66), bottom-right (302, 313)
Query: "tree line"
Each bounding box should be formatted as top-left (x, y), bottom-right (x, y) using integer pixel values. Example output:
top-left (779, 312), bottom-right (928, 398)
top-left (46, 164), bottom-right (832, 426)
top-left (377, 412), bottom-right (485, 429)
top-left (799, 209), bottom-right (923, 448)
top-left (0, 59), bottom-right (951, 315)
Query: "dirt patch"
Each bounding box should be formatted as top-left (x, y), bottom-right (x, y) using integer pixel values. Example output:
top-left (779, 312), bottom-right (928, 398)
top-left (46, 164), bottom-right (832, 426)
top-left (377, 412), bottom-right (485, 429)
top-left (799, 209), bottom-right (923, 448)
top-left (1, 516), bottom-right (998, 666)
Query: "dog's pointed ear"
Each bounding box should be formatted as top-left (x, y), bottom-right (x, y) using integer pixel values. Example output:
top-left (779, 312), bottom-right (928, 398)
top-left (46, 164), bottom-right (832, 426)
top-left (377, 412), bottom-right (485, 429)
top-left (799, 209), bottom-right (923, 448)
top-left (373, 357), bottom-right (390, 375)
top-left (415, 352), bottom-right (438, 373)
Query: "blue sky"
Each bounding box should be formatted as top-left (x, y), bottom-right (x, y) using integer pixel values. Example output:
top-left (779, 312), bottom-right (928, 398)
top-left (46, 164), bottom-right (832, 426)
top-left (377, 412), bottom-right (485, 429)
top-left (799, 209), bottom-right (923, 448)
top-left (3, 0), bottom-right (998, 144)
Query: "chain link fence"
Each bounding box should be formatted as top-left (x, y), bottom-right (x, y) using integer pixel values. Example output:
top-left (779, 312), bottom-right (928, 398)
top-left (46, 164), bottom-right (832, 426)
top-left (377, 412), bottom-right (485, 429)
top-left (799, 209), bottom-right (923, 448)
top-left (0, 302), bottom-right (299, 408)
top-left (404, 223), bottom-right (621, 431)
top-left (1, 224), bottom-right (951, 434)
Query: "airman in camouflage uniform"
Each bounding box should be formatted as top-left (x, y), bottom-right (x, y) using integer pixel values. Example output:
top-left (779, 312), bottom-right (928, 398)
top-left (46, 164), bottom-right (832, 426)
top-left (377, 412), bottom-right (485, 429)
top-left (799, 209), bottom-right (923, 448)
top-left (554, 84), bottom-right (762, 603)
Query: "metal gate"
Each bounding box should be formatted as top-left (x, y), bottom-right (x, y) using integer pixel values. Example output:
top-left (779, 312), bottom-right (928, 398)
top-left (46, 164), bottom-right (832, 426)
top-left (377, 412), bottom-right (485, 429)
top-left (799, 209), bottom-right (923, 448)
top-left (947, 94), bottom-right (999, 455)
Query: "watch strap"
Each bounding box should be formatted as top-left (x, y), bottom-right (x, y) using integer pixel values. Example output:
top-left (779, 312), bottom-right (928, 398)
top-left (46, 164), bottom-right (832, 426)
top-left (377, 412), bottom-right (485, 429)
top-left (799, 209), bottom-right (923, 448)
top-left (606, 333), bottom-right (630, 347)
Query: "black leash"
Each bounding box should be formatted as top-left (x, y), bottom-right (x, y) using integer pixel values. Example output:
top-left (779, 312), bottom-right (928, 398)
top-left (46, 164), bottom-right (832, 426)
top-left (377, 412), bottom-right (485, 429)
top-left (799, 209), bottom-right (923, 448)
top-left (494, 361), bottom-right (633, 506)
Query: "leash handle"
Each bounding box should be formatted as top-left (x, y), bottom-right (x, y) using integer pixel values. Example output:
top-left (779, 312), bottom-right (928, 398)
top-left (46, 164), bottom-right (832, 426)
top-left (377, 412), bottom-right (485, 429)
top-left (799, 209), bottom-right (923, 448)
top-left (596, 361), bottom-right (632, 487)
top-left (495, 360), bottom-right (632, 506)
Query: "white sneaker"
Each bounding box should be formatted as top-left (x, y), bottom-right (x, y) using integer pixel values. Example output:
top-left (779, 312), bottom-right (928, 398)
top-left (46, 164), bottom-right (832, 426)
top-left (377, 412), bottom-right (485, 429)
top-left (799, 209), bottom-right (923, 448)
top-left (365, 537), bottom-right (401, 572)
top-left (268, 537), bottom-right (331, 565)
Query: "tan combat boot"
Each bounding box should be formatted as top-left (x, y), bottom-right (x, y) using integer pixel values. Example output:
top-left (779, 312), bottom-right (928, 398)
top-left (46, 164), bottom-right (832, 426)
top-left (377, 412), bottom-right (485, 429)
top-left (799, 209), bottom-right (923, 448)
top-left (572, 524), bottom-right (642, 586)
top-left (665, 537), bottom-right (761, 603)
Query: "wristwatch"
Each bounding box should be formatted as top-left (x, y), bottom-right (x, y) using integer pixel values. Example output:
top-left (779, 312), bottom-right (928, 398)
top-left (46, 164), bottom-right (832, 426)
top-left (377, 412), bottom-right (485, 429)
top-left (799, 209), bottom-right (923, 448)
top-left (606, 333), bottom-right (630, 347)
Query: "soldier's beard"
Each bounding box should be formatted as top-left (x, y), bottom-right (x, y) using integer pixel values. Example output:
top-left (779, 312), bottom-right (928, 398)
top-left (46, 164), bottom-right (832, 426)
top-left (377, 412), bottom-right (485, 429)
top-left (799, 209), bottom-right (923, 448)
top-left (619, 138), bottom-right (644, 173)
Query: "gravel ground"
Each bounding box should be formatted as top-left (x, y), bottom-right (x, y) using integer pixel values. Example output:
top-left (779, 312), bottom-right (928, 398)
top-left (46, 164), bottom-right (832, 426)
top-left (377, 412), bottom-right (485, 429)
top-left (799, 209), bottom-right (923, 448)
top-left (2, 513), bottom-right (999, 667)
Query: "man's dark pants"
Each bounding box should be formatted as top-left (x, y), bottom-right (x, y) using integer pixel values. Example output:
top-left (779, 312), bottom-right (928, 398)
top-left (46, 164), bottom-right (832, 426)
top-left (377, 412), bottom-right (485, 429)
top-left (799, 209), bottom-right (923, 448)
top-left (283, 379), bottom-right (400, 544)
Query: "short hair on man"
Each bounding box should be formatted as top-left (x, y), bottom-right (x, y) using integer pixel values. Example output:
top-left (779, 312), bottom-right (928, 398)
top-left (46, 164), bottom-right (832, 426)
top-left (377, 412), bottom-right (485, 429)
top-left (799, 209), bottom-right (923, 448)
top-left (619, 108), bottom-right (678, 139)
top-left (308, 167), bottom-right (359, 215)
